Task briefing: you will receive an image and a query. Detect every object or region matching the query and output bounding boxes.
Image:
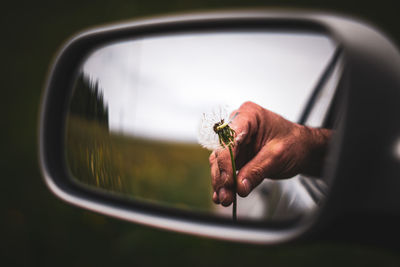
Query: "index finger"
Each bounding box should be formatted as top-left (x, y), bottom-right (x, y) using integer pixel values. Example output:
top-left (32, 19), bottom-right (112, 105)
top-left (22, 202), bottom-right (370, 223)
top-left (211, 149), bottom-right (234, 191)
top-left (229, 106), bottom-right (257, 146)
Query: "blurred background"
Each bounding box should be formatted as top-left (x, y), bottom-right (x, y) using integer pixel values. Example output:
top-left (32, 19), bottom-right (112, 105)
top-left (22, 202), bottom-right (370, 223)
top-left (2, 0), bottom-right (400, 266)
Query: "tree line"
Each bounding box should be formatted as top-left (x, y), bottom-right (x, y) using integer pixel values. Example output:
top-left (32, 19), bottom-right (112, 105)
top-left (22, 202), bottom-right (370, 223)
top-left (70, 73), bottom-right (109, 128)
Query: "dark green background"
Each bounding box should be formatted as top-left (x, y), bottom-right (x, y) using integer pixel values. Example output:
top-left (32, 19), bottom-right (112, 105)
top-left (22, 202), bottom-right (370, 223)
top-left (3, 1), bottom-right (400, 266)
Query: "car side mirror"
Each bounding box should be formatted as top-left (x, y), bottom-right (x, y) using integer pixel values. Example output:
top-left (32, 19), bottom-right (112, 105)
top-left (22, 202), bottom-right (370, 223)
top-left (39, 10), bottom-right (400, 244)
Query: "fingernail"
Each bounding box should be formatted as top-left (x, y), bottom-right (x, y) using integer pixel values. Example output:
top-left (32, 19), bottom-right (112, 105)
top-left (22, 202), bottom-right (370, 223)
top-left (213, 191), bottom-right (218, 199)
top-left (219, 188), bottom-right (227, 202)
top-left (242, 179), bottom-right (251, 194)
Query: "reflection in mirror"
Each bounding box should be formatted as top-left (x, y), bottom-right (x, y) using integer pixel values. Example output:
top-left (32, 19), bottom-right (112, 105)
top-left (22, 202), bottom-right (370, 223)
top-left (66, 31), bottom-right (339, 222)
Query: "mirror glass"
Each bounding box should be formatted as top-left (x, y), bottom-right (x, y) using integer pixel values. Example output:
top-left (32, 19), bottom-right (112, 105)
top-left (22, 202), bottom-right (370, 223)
top-left (65, 31), bottom-right (339, 222)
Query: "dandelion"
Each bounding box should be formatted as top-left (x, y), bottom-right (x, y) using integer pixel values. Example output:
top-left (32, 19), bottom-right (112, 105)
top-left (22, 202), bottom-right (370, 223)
top-left (198, 106), bottom-right (238, 221)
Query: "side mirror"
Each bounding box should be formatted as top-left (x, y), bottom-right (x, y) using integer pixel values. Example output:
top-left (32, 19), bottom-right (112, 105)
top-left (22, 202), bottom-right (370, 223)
top-left (39, 10), bottom-right (400, 244)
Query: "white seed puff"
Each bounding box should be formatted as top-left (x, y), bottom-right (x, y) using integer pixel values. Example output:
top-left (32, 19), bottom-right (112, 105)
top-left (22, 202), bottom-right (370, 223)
top-left (197, 106), bottom-right (230, 151)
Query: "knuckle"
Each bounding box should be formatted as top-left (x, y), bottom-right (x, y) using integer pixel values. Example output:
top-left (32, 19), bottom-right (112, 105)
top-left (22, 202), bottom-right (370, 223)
top-left (270, 142), bottom-right (287, 161)
top-left (209, 152), bottom-right (216, 165)
top-left (216, 154), bottom-right (229, 172)
top-left (274, 145), bottom-right (285, 156)
top-left (240, 101), bottom-right (256, 109)
top-left (222, 175), bottom-right (234, 188)
top-left (240, 101), bottom-right (263, 113)
top-left (249, 166), bottom-right (265, 180)
top-left (214, 171), bottom-right (233, 189)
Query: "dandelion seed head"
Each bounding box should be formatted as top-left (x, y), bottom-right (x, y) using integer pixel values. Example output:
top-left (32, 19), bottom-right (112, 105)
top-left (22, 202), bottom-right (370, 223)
top-left (197, 106), bottom-right (230, 151)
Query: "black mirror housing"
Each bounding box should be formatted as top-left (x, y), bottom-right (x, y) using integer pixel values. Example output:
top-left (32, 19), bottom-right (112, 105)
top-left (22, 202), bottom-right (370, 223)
top-left (39, 10), bottom-right (400, 245)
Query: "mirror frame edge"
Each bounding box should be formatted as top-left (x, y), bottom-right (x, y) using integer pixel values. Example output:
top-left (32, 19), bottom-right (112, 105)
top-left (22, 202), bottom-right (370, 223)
top-left (39, 9), bottom-right (400, 244)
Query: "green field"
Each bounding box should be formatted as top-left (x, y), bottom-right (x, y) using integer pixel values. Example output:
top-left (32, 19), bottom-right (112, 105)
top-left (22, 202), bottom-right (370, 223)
top-left (66, 115), bottom-right (213, 212)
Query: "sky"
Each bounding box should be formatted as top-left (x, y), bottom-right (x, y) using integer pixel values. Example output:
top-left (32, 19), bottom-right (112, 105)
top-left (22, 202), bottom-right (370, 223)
top-left (82, 31), bottom-right (336, 143)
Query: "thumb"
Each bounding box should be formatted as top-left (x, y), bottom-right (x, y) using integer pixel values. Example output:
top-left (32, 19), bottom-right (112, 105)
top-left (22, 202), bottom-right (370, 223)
top-left (236, 147), bottom-right (275, 197)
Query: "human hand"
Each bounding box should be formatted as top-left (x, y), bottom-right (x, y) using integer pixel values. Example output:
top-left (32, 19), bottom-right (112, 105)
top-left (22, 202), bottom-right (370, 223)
top-left (209, 101), bottom-right (331, 206)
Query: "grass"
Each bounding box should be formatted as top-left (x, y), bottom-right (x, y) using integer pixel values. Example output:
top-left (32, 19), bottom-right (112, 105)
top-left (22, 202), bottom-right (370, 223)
top-left (66, 115), bottom-right (213, 212)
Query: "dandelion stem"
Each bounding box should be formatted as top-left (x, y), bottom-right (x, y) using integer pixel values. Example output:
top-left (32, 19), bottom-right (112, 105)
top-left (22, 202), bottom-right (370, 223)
top-left (228, 145), bottom-right (237, 222)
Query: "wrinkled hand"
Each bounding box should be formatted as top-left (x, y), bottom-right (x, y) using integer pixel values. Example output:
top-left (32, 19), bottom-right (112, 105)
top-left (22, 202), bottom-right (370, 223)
top-left (209, 101), bottom-right (331, 206)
